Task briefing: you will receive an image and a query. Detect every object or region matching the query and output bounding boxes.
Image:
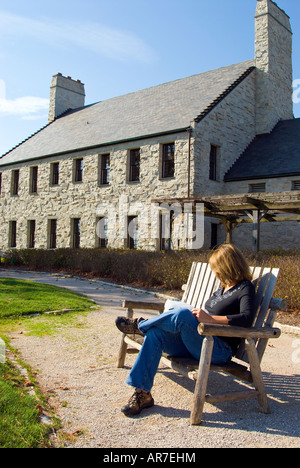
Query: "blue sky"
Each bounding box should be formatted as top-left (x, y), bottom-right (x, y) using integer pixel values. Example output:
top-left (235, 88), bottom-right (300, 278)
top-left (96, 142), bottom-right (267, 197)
top-left (0, 0), bottom-right (299, 157)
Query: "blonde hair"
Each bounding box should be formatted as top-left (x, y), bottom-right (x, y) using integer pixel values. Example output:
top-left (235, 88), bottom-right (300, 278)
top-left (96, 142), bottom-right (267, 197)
top-left (209, 244), bottom-right (252, 288)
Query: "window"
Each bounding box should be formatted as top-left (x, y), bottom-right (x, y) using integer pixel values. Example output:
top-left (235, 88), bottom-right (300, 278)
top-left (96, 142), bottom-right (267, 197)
top-left (30, 166), bottom-right (38, 193)
top-left (209, 145), bottom-right (219, 181)
top-left (28, 220), bottom-right (36, 248)
top-left (159, 211), bottom-right (173, 251)
top-left (72, 218), bottom-right (81, 248)
top-left (129, 149), bottom-right (140, 182)
top-left (48, 219), bottom-right (57, 249)
top-left (11, 170), bottom-right (19, 196)
top-left (0, 173), bottom-right (2, 195)
top-left (127, 216), bottom-right (138, 249)
top-left (291, 180), bottom-right (300, 191)
top-left (51, 162), bottom-right (59, 185)
top-left (99, 154), bottom-right (110, 185)
top-left (161, 143), bottom-right (175, 178)
top-left (249, 183), bottom-right (266, 193)
top-left (96, 217), bottom-right (108, 248)
top-left (74, 158), bottom-right (83, 182)
top-left (9, 221), bottom-right (17, 248)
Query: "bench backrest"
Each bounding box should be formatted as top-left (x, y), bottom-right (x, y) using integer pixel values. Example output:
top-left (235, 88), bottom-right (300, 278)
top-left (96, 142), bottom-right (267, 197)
top-left (182, 262), bottom-right (280, 362)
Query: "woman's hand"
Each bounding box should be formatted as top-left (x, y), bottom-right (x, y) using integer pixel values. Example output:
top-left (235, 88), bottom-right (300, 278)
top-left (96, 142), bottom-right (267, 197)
top-left (192, 308), bottom-right (212, 323)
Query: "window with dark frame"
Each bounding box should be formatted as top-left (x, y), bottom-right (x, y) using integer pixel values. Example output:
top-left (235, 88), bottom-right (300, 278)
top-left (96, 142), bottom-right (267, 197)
top-left (100, 154), bottom-right (110, 185)
top-left (30, 166), bottom-right (38, 193)
top-left (209, 145), bottom-right (218, 181)
top-left (0, 173), bottom-right (2, 195)
top-left (72, 218), bottom-right (81, 248)
top-left (11, 170), bottom-right (19, 196)
top-left (292, 180), bottom-right (300, 191)
top-left (9, 221), bottom-right (17, 248)
top-left (51, 162), bottom-right (59, 185)
top-left (28, 220), bottom-right (36, 248)
top-left (74, 158), bottom-right (83, 182)
top-left (162, 143), bottom-right (175, 178)
top-left (49, 219), bottom-right (57, 249)
top-left (129, 149), bottom-right (140, 182)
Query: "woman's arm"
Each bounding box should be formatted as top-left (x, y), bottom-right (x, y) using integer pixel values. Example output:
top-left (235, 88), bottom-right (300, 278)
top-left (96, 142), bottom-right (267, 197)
top-left (192, 282), bottom-right (256, 327)
top-left (192, 309), bottom-right (229, 325)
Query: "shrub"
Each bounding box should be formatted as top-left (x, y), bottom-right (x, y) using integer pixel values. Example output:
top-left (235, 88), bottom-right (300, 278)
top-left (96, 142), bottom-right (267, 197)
top-left (3, 247), bottom-right (300, 311)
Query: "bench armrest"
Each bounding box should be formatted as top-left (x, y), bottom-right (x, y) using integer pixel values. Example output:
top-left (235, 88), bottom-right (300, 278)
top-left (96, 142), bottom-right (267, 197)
top-left (122, 300), bottom-right (165, 312)
top-left (198, 323), bottom-right (281, 340)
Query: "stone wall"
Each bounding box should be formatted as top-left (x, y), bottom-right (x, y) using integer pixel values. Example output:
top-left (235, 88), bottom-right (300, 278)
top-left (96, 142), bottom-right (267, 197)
top-left (0, 131), bottom-right (191, 251)
top-left (255, 0), bottom-right (293, 135)
top-left (193, 71), bottom-right (257, 197)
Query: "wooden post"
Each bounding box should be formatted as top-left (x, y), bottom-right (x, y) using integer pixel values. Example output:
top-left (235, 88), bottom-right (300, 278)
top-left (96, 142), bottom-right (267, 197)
top-left (221, 218), bottom-right (235, 244)
top-left (252, 210), bottom-right (260, 253)
top-left (245, 209), bottom-right (267, 253)
top-left (190, 336), bottom-right (214, 425)
top-left (245, 338), bottom-right (271, 414)
top-left (116, 308), bottom-right (133, 368)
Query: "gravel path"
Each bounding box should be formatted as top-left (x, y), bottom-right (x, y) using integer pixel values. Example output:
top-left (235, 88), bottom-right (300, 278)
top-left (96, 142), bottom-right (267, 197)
top-left (1, 269), bottom-right (300, 449)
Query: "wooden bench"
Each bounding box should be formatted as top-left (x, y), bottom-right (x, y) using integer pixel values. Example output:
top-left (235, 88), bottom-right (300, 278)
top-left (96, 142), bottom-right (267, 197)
top-left (117, 262), bottom-right (287, 424)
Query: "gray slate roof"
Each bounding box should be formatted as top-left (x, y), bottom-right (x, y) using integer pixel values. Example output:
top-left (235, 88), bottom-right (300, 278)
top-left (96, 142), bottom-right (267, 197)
top-left (0, 60), bottom-right (255, 166)
top-left (224, 119), bottom-right (300, 181)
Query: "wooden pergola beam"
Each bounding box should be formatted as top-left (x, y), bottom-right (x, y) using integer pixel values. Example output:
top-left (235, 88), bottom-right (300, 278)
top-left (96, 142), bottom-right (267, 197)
top-left (151, 191), bottom-right (300, 253)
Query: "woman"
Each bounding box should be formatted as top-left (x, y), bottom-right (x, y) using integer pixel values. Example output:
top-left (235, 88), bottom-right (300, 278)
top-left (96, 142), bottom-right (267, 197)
top-left (115, 244), bottom-right (255, 417)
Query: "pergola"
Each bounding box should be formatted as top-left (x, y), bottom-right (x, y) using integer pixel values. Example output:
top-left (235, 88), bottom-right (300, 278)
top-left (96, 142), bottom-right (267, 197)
top-left (152, 191), bottom-right (300, 252)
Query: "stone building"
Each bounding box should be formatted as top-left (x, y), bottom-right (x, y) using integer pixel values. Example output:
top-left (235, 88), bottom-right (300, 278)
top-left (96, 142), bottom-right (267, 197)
top-left (0, 0), bottom-right (299, 252)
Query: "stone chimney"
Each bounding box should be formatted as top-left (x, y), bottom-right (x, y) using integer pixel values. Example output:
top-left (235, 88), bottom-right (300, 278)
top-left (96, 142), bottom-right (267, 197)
top-left (255, 0), bottom-right (293, 135)
top-left (48, 73), bottom-right (85, 123)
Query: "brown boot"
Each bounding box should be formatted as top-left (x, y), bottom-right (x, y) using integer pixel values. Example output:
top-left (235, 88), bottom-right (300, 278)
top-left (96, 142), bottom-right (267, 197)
top-left (121, 389), bottom-right (154, 416)
top-left (115, 316), bottom-right (145, 336)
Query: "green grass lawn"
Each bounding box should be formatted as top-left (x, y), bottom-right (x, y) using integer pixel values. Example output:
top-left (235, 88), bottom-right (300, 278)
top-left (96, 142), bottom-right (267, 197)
top-left (0, 361), bottom-right (54, 448)
top-left (0, 278), bottom-right (96, 448)
top-left (0, 278), bottom-right (95, 318)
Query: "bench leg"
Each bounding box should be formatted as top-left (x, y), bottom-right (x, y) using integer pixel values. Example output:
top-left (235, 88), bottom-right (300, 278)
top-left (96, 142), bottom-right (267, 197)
top-left (246, 338), bottom-right (271, 414)
top-left (190, 336), bottom-right (214, 425)
top-left (116, 308), bottom-right (133, 368)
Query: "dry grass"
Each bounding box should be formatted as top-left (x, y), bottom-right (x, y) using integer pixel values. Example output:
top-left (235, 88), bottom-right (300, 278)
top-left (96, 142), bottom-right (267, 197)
top-left (3, 247), bottom-right (300, 313)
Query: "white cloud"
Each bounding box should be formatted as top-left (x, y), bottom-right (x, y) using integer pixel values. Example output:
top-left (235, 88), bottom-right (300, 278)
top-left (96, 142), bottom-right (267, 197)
top-left (0, 80), bottom-right (49, 119)
top-left (0, 10), bottom-right (156, 64)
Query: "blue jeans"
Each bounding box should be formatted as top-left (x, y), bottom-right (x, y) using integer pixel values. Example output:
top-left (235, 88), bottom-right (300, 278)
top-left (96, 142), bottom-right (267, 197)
top-left (126, 307), bottom-right (232, 392)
